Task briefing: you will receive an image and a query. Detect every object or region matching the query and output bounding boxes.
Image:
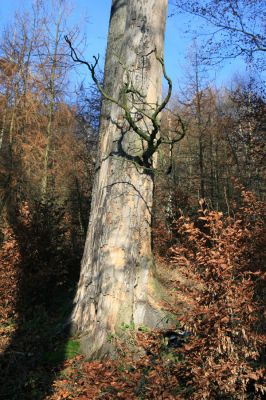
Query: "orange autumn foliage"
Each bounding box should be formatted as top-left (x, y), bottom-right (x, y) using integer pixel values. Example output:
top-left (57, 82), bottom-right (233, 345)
top-left (168, 189), bottom-right (266, 398)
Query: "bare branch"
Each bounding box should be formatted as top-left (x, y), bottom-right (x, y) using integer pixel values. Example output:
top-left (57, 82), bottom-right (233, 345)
top-left (65, 36), bottom-right (186, 169)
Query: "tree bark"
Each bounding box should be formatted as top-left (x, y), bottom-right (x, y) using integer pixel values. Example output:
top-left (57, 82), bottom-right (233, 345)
top-left (71, 0), bottom-right (169, 359)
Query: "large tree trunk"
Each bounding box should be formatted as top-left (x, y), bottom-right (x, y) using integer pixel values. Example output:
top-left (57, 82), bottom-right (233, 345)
top-left (72, 0), bottom-right (168, 359)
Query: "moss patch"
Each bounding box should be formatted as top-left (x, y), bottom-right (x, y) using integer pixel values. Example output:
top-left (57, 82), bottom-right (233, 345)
top-left (44, 338), bottom-right (81, 364)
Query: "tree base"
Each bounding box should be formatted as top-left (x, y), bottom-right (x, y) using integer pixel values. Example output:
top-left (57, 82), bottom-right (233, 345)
top-left (74, 296), bottom-right (175, 360)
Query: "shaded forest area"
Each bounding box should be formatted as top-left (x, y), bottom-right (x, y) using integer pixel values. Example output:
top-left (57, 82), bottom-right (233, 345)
top-left (0, 1), bottom-right (265, 399)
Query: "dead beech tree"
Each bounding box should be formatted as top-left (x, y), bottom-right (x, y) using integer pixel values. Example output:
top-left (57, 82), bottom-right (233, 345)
top-left (66, 0), bottom-right (185, 359)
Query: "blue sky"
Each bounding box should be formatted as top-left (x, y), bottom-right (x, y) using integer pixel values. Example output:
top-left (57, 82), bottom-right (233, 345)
top-left (0, 0), bottom-right (246, 92)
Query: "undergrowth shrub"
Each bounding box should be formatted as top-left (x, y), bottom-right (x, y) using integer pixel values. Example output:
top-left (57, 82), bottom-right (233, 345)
top-left (170, 190), bottom-right (266, 399)
top-left (0, 226), bottom-right (20, 327)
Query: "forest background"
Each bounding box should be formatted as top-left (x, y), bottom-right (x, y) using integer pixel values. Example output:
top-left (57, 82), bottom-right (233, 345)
top-left (0, 0), bottom-right (265, 399)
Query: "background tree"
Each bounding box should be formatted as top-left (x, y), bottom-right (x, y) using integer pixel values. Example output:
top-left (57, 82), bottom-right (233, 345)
top-left (173, 0), bottom-right (266, 70)
top-left (153, 73), bottom-right (265, 254)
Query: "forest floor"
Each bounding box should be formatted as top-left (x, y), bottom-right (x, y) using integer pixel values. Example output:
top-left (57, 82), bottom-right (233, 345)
top-left (0, 249), bottom-right (265, 400)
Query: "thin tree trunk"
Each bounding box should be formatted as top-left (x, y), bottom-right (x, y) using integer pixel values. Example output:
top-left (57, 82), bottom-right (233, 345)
top-left (72, 0), bottom-right (168, 359)
top-left (0, 109), bottom-right (7, 151)
top-left (41, 16), bottom-right (61, 200)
